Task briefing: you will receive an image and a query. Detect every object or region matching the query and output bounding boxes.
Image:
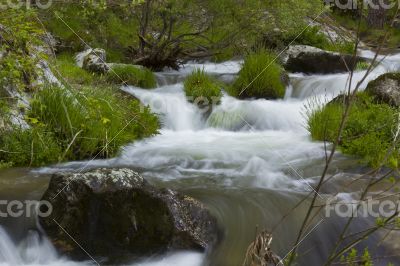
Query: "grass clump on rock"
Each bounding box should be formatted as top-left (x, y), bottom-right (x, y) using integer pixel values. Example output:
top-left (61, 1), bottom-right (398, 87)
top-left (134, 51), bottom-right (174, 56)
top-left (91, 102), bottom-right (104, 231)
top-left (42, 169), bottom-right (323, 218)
top-left (106, 64), bottom-right (156, 88)
top-left (233, 49), bottom-right (286, 99)
top-left (307, 92), bottom-right (398, 168)
top-left (184, 69), bottom-right (222, 107)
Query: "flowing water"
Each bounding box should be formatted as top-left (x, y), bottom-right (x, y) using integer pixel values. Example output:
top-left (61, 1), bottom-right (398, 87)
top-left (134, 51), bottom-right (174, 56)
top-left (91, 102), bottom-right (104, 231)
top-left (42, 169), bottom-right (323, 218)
top-left (1, 51), bottom-right (400, 265)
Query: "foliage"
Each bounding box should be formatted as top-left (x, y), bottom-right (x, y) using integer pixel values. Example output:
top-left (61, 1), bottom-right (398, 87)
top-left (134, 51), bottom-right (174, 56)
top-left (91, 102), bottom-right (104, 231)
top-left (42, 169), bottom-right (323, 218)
top-left (307, 93), bottom-right (399, 168)
top-left (40, 2), bottom-right (141, 61)
top-left (233, 49), bottom-right (286, 99)
top-left (340, 248), bottom-right (373, 266)
top-left (184, 69), bottom-right (222, 106)
top-left (28, 85), bottom-right (159, 162)
top-left (106, 65), bottom-right (156, 88)
top-left (0, 9), bottom-right (44, 92)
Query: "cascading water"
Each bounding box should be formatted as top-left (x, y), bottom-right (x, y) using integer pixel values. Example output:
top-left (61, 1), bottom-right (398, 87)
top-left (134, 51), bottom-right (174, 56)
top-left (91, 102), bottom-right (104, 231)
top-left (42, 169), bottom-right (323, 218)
top-left (1, 51), bottom-right (400, 266)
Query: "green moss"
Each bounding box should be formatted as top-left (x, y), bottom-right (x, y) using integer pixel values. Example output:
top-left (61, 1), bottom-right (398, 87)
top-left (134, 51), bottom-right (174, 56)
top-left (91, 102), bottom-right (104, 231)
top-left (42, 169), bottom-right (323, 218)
top-left (233, 49), bottom-right (286, 99)
top-left (106, 65), bottom-right (156, 88)
top-left (184, 69), bottom-right (222, 106)
top-left (307, 93), bottom-right (398, 168)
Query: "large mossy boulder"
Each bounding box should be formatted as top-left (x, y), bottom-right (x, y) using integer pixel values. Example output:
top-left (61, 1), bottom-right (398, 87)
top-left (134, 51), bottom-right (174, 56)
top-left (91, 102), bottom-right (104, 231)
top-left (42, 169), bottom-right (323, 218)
top-left (281, 45), bottom-right (368, 74)
top-left (366, 72), bottom-right (400, 107)
top-left (39, 168), bottom-right (219, 262)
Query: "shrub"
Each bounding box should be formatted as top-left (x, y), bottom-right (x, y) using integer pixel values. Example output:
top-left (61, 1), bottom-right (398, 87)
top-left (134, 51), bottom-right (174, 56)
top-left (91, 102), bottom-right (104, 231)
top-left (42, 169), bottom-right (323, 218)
top-left (233, 50), bottom-right (286, 99)
top-left (27, 85), bottom-right (159, 162)
top-left (184, 69), bottom-right (222, 106)
top-left (106, 65), bottom-right (156, 88)
top-left (307, 93), bottom-right (398, 168)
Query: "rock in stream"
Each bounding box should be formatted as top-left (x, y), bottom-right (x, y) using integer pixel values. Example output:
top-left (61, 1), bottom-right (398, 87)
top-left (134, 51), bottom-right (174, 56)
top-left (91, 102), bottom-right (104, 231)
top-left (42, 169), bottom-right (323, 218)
top-left (39, 168), bottom-right (219, 262)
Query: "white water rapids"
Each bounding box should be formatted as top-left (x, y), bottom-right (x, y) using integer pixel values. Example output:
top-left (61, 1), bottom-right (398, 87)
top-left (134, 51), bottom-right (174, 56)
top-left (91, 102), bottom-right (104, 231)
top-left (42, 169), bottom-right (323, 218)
top-left (1, 51), bottom-right (400, 265)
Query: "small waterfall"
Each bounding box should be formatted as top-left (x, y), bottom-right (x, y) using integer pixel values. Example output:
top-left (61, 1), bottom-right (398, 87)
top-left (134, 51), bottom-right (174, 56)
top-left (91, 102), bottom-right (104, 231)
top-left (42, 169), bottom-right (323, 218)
top-left (122, 84), bottom-right (204, 131)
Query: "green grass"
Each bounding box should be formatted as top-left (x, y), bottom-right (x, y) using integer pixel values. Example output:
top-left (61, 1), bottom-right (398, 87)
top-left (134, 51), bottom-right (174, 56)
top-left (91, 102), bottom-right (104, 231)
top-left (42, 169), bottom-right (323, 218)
top-left (106, 65), bottom-right (156, 88)
top-left (29, 85), bottom-right (159, 161)
top-left (184, 69), bottom-right (222, 106)
top-left (0, 127), bottom-right (62, 167)
top-left (233, 49), bottom-right (286, 99)
top-left (0, 85), bottom-right (160, 167)
top-left (355, 61), bottom-right (370, 71)
top-left (307, 93), bottom-right (398, 168)
top-left (54, 53), bottom-right (97, 85)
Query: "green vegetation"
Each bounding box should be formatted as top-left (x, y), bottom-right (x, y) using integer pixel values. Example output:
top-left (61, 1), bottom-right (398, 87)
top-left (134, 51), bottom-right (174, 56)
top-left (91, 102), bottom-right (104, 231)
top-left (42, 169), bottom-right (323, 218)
top-left (355, 61), bottom-right (370, 71)
top-left (0, 85), bottom-right (159, 167)
top-left (0, 9), bottom-right (44, 92)
top-left (233, 49), bottom-right (286, 99)
top-left (184, 69), bottom-right (222, 106)
top-left (307, 92), bottom-right (398, 168)
top-left (55, 53), bottom-right (97, 85)
top-left (0, 127), bottom-right (61, 167)
top-left (264, 26), bottom-right (354, 54)
top-left (106, 65), bottom-right (156, 88)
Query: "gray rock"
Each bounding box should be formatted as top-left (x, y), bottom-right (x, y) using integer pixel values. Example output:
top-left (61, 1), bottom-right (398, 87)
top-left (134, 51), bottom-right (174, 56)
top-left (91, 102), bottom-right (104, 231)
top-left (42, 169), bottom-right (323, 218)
top-left (78, 48), bottom-right (110, 74)
top-left (366, 73), bottom-right (400, 107)
top-left (39, 168), bottom-right (219, 262)
top-left (281, 45), bottom-right (368, 74)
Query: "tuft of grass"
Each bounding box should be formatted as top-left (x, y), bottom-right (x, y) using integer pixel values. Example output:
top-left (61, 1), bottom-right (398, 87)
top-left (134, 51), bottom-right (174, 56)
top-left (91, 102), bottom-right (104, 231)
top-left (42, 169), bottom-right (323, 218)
top-left (106, 65), bottom-right (156, 88)
top-left (0, 127), bottom-right (61, 167)
top-left (184, 69), bottom-right (222, 106)
top-left (233, 49), bottom-right (286, 99)
top-left (28, 85), bottom-right (159, 162)
top-left (307, 93), bottom-right (398, 168)
top-left (355, 61), bottom-right (370, 71)
top-left (54, 53), bottom-right (96, 85)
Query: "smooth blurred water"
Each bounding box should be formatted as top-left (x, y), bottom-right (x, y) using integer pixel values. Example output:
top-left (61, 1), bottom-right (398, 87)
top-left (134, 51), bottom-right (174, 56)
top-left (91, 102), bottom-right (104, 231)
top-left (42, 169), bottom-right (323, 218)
top-left (1, 52), bottom-right (400, 265)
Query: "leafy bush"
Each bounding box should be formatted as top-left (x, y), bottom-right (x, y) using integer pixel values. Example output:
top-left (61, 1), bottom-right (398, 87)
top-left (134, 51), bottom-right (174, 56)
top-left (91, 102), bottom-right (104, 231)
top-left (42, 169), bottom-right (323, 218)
top-left (233, 49), bottom-right (286, 99)
top-left (184, 69), bottom-right (222, 106)
top-left (106, 65), bottom-right (156, 88)
top-left (307, 93), bottom-right (398, 167)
